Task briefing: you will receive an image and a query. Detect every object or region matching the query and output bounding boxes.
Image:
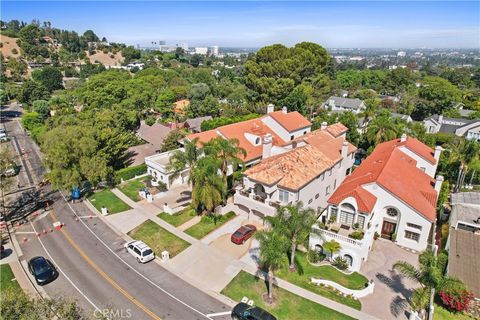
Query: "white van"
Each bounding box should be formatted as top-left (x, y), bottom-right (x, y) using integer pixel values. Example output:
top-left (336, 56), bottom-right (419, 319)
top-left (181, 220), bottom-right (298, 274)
top-left (124, 240), bottom-right (155, 263)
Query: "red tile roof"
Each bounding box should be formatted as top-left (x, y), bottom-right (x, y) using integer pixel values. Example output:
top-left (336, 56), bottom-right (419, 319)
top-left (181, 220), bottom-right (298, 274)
top-left (329, 136), bottom-right (437, 221)
top-left (326, 123), bottom-right (348, 137)
top-left (268, 111), bottom-right (312, 132)
top-left (393, 137), bottom-right (437, 164)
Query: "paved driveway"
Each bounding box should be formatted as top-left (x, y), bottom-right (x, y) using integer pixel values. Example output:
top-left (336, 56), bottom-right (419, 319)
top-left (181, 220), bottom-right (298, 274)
top-left (360, 239), bottom-right (420, 320)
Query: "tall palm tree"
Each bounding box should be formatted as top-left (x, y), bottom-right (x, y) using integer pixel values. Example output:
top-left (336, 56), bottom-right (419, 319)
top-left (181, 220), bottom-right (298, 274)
top-left (202, 137), bottom-right (246, 192)
top-left (167, 137), bottom-right (201, 186)
top-left (256, 230), bottom-right (288, 303)
top-left (447, 138), bottom-right (480, 192)
top-left (365, 110), bottom-right (403, 147)
top-left (267, 202), bottom-right (320, 270)
top-left (322, 240), bottom-right (341, 261)
top-left (190, 156), bottom-right (225, 218)
top-left (361, 98), bottom-right (379, 132)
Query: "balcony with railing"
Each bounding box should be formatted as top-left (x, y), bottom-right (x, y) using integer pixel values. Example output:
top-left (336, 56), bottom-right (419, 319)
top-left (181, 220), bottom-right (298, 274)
top-left (233, 186), bottom-right (278, 217)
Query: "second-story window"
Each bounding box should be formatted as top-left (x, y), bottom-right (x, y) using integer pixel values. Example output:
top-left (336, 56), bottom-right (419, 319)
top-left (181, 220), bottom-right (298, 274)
top-left (279, 189), bottom-right (289, 203)
top-left (325, 186), bottom-right (331, 195)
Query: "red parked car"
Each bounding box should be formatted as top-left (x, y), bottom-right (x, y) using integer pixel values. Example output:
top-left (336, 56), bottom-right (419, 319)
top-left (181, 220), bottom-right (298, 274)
top-left (231, 224), bottom-right (257, 245)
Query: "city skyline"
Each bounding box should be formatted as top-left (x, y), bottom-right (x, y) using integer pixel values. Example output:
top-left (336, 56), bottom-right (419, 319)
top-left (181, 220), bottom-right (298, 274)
top-left (2, 1), bottom-right (479, 48)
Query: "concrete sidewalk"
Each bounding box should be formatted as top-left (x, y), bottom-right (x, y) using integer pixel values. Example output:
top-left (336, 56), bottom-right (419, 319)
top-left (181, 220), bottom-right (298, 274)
top-left (177, 215), bottom-right (201, 231)
top-left (243, 265), bottom-right (381, 320)
top-left (110, 188), bottom-right (198, 244)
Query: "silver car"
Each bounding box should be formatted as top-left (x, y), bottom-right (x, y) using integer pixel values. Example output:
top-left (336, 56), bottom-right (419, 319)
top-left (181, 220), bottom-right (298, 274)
top-left (124, 240), bottom-right (155, 263)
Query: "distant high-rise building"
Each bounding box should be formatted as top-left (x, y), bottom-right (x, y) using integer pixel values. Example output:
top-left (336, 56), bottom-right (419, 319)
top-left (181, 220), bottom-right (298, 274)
top-left (159, 40), bottom-right (166, 46)
top-left (178, 43), bottom-right (189, 51)
top-left (397, 51), bottom-right (407, 57)
top-left (210, 45), bottom-right (219, 56)
top-left (194, 47), bottom-right (208, 55)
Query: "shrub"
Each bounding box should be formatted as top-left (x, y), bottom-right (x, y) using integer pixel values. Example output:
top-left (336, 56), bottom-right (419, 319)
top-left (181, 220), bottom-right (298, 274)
top-left (348, 230), bottom-right (364, 240)
top-left (332, 257), bottom-right (349, 271)
top-left (438, 286), bottom-right (474, 312)
top-left (116, 164), bottom-right (147, 181)
top-left (156, 181), bottom-right (167, 192)
top-left (374, 231), bottom-right (380, 240)
top-left (12, 48), bottom-right (18, 55)
top-left (308, 250), bottom-right (326, 263)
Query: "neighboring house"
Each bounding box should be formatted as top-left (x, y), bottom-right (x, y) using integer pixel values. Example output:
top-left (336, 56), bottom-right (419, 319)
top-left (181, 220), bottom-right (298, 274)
top-left (174, 99), bottom-right (191, 115)
top-left (391, 112), bottom-right (413, 123)
top-left (379, 94), bottom-right (401, 103)
top-left (309, 134), bottom-right (443, 271)
top-left (184, 116), bottom-right (213, 133)
top-left (445, 192), bottom-right (480, 298)
top-left (145, 148), bottom-right (189, 188)
top-left (234, 123), bottom-right (356, 219)
top-left (322, 96), bottom-right (366, 114)
top-left (423, 115), bottom-right (480, 141)
top-left (186, 105), bottom-right (312, 166)
top-left (127, 121), bottom-right (172, 166)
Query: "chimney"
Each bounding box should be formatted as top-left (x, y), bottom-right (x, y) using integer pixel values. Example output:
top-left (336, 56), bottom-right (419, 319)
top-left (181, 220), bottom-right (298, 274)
top-left (400, 133), bottom-right (407, 142)
top-left (435, 175), bottom-right (444, 194)
top-left (434, 146), bottom-right (443, 162)
top-left (321, 122), bottom-right (328, 130)
top-left (438, 115), bottom-right (444, 123)
top-left (341, 141), bottom-right (349, 162)
top-left (282, 106), bottom-right (287, 114)
top-left (262, 134), bottom-right (272, 159)
top-left (329, 99), bottom-right (335, 107)
top-left (267, 104), bottom-right (274, 114)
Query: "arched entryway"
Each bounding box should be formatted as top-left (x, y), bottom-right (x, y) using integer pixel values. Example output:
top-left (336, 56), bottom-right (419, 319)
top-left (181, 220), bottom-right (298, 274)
top-left (315, 244), bottom-right (323, 254)
top-left (343, 254), bottom-right (353, 267)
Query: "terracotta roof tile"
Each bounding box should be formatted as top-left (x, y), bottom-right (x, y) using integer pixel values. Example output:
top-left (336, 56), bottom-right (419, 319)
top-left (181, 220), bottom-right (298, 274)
top-left (244, 144), bottom-right (335, 190)
top-left (326, 123), bottom-right (348, 137)
top-left (328, 137), bottom-right (438, 221)
top-left (268, 111), bottom-right (312, 132)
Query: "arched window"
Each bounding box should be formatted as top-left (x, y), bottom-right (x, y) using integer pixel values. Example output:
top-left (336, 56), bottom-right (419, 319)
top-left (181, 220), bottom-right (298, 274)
top-left (386, 207), bottom-right (399, 217)
top-left (341, 203), bottom-right (356, 212)
top-left (343, 254), bottom-right (353, 267)
top-left (315, 244), bottom-right (323, 254)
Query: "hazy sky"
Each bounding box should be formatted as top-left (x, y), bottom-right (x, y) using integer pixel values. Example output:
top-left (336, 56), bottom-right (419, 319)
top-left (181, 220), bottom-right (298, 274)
top-left (2, 1), bottom-right (479, 48)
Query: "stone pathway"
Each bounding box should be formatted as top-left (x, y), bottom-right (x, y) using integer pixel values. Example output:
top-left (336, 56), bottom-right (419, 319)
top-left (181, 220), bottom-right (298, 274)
top-left (177, 215), bottom-right (201, 231)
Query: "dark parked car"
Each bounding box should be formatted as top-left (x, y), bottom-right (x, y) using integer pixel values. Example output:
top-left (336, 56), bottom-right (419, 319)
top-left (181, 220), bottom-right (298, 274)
top-left (232, 303), bottom-right (277, 320)
top-left (231, 224), bottom-right (257, 245)
top-left (28, 256), bottom-right (58, 285)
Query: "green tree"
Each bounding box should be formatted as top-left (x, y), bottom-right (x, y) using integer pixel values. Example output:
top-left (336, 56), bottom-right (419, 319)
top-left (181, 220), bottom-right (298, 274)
top-left (167, 138), bottom-right (201, 186)
top-left (32, 100), bottom-right (50, 119)
top-left (365, 110), bottom-right (403, 148)
top-left (255, 229), bottom-right (289, 303)
top-left (121, 46), bottom-right (141, 63)
top-left (447, 138), bottom-right (480, 192)
top-left (18, 80), bottom-right (49, 104)
top-left (21, 112), bottom-right (43, 130)
top-left (190, 156), bottom-right (225, 216)
top-left (203, 137), bottom-right (246, 194)
top-left (82, 29), bottom-right (100, 43)
top-left (32, 66), bottom-right (64, 92)
top-left (267, 202), bottom-right (320, 270)
top-left (322, 240), bottom-right (341, 261)
top-left (279, 85), bottom-right (308, 114)
top-left (159, 130), bottom-right (186, 153)
top-left (419, 76), bottom-right (462, 115)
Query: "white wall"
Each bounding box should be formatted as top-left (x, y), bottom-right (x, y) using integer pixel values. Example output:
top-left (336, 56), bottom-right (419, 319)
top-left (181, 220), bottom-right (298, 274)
top-left (261, 116), bottom-right (311, 142)
top-left (363, 183), bottom-right (433, 252)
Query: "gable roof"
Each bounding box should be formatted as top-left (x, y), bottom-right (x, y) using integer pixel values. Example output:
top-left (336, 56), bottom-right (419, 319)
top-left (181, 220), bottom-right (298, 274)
top-left (184, 116), bottom-right (212, 131)
top-left (328, 136), bottom-right (438, 221)
top-left (268, 110), bottom-right (312, 132)
top-left (325, 96), bottom-right (365, 109)
top-left (136, 121), bottom-right (172, 149)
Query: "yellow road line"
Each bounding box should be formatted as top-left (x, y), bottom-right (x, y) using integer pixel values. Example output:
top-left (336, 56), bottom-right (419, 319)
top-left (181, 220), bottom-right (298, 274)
top-left (48, 211), bottom-right (161, 320)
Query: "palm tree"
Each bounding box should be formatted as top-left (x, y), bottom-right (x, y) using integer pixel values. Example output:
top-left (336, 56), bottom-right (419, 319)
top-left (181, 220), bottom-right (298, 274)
top-left (256, 230), bottom-right (288, 303)
top-left (167, 137), bottom-right (201, 186)
top-left (365, 110), bottom-right (403, 147)
top-left (267, 202), bottom-right (320, 270)
top-left (322, 240), bottom-right (341, 261)
top-left (447, 138), bottom-right (480, 192)
top-left (202, 137), bottom-right (246, 192)
top-left (190, 156), bottom-right (225, 218)
top-left (361, 98), bottom-right (379, 132)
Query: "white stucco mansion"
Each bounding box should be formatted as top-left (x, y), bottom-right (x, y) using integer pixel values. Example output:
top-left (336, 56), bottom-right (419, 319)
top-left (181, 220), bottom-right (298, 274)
top-left (309, 134), bottom-right (443, 271)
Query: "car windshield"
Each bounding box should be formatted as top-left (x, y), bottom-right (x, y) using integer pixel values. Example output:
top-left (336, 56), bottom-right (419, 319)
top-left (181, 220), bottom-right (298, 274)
top-left (233, 230), bottom-right (243, 237)
top-left (32, 259), bottom-right (50, 274)
top-left (142, 249), bottom-right (153, 256)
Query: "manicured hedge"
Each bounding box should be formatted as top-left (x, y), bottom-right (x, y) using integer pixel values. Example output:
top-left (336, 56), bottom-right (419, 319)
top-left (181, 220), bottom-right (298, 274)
top-left (116, 164), bottom-right (147, 181)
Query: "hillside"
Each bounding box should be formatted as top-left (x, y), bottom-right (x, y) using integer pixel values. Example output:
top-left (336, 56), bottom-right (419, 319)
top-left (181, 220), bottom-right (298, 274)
top-left (0, 34), bottom-right (21, 59)
top-left (87, 50), bottom-right (124, 66)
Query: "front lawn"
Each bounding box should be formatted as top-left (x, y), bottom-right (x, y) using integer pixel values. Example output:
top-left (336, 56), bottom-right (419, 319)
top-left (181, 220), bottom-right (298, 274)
top-left (221, 271), bottom-right (354, 320)
top-left (0, 264), bottom-right (21, 293)
top-left (185, 211), bottom-right (236, 239)
top-left (275, 252), bottom-right (363, 310)
top-left (118, 177), bottom-right (147, 202)
top-left (433, 303), bottom-right (475, 320)
top-left (127, 220), bottom-right (190, 257)
top-left (158, 207), bottom-right (197, 227)
top-left (88, 189), bottom-right (131, 214)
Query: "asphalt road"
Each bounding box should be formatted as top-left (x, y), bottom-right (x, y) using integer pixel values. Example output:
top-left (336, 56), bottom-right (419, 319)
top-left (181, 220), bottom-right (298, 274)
top-left (3, 104), bottom-right (233, 320)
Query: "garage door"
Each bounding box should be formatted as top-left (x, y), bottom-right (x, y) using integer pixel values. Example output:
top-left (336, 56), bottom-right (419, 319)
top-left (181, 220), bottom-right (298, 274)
top-left (339, 211), bottom-right (354, 226)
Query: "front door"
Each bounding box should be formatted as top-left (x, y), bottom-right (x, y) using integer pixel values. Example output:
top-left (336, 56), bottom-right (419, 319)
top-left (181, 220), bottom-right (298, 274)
top-left (381, 221), bottom-right (396, 239)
